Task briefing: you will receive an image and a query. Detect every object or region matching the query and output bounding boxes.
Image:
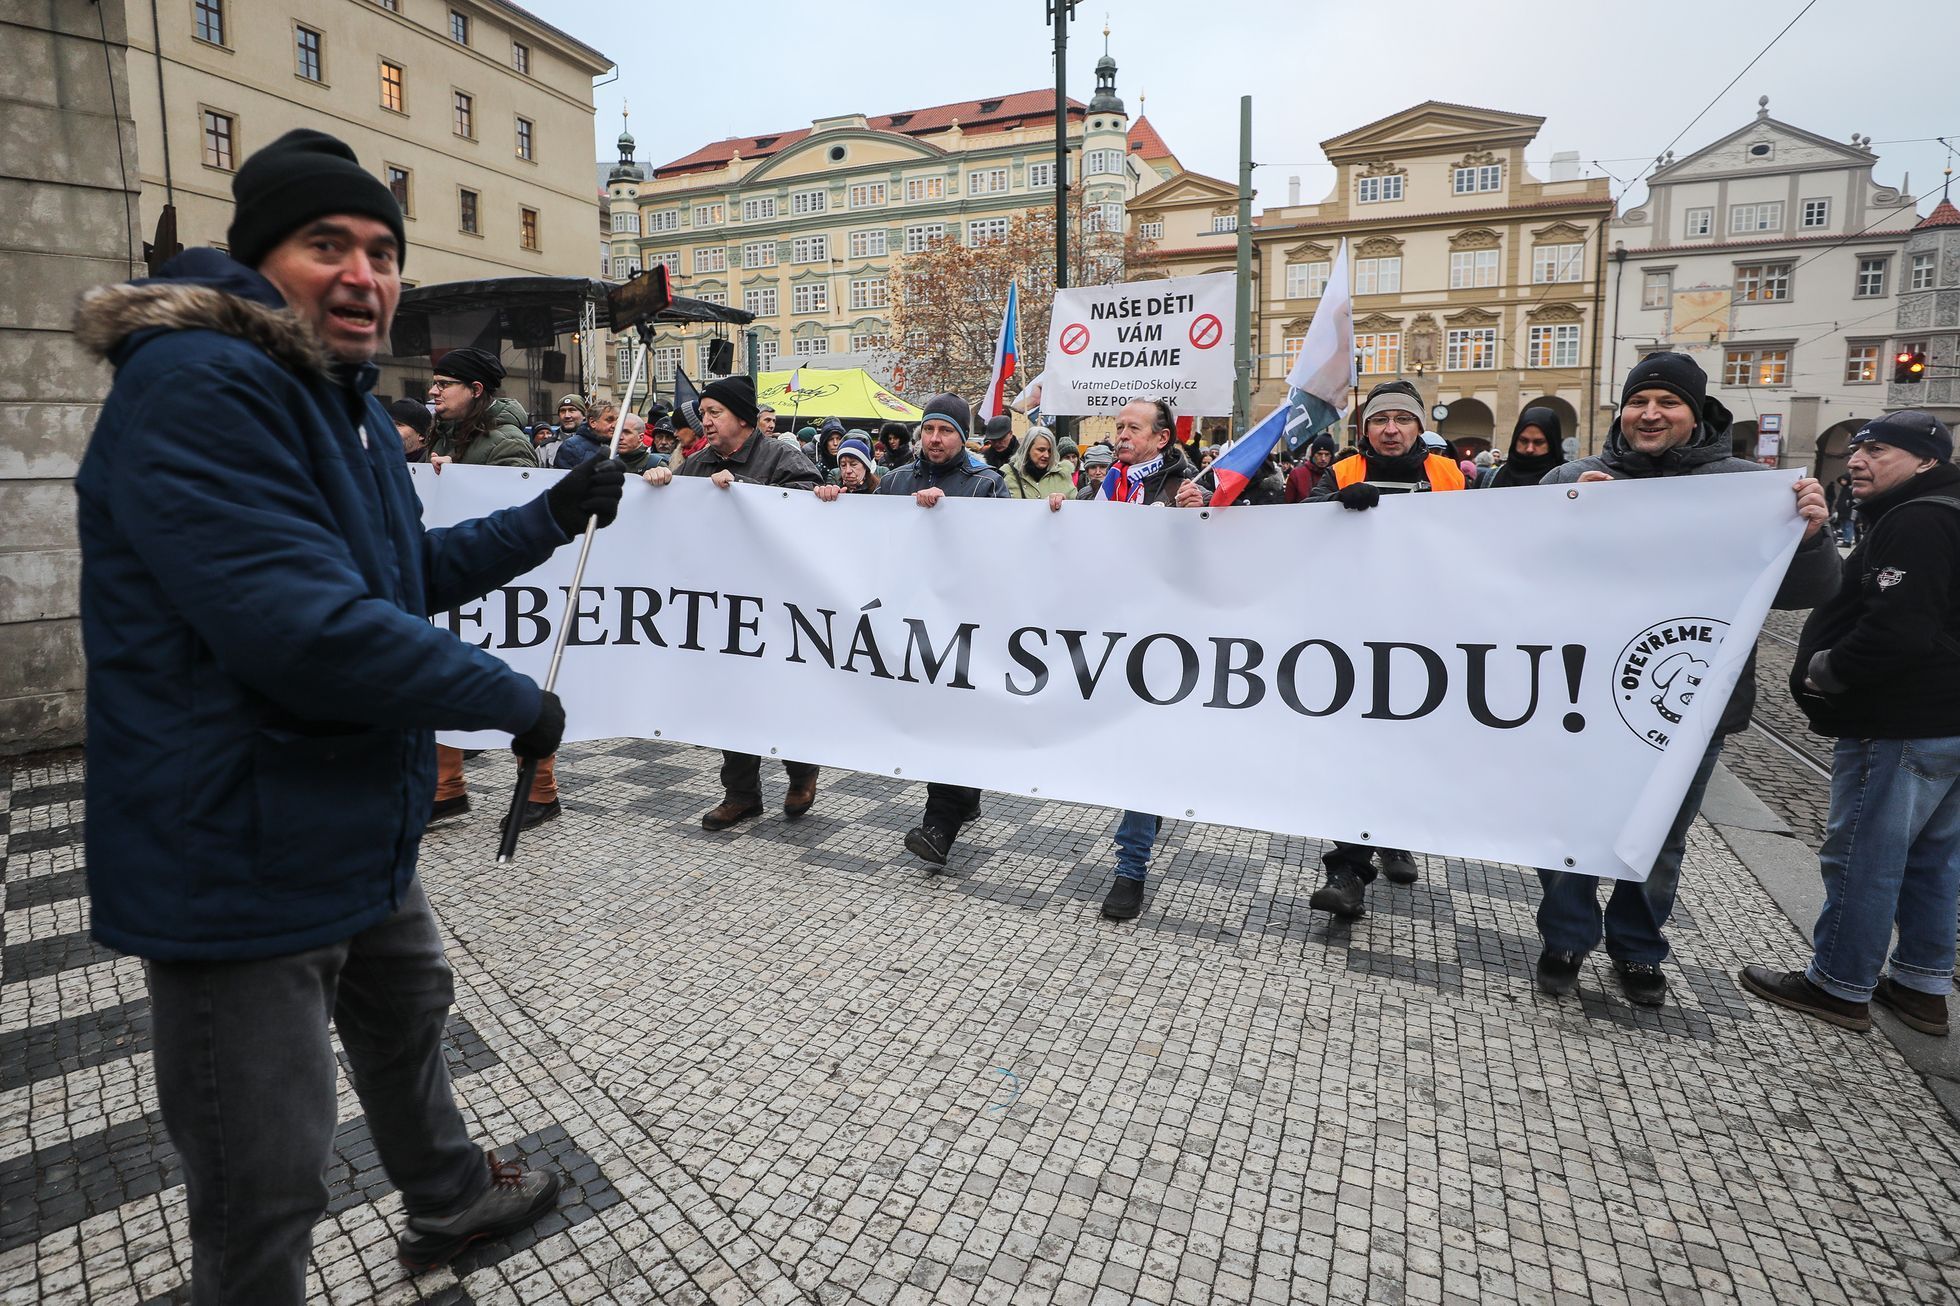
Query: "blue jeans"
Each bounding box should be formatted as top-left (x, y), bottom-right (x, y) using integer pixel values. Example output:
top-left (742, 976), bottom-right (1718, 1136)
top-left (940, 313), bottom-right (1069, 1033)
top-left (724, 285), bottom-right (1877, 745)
top-left (1536, 734), bottom-right (1725, 965)
top-left (1113, 810), bottom-right (1161, 881)
top-left (1807, 735), bottom-right (1960, 1001)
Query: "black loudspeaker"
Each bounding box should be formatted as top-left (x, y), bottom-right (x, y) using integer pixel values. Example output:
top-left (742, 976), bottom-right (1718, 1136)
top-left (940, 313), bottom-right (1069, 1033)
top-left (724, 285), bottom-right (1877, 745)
top-left (707, 338), bottom-right (735, 374)
top-left (541, 350), bottom-right (567, 382)
top-left (390, 313), bottom-right (430, 357)
top-left (508, 307), bottom-right (554, 349)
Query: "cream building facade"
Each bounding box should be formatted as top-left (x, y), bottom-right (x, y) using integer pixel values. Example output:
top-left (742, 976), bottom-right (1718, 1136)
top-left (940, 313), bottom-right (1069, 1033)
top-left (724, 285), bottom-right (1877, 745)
top-left (1251, 103), bottom-right (1613, 454)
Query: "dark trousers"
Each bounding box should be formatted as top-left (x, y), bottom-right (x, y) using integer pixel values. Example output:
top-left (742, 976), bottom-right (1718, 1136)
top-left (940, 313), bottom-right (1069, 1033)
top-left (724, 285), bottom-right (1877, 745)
top-left (1321, 843), bottom-right (1407, 886)
top-left (718, 750), bottom-right (818, 806)
top-left (146, 880), bottom-right (487, 1305)
top-left (923, 783), bottom-right (982, 830)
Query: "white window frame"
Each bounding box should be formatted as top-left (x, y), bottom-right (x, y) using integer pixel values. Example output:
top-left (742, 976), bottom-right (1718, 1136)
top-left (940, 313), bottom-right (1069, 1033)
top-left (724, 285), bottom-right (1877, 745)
top-left (1282, 335), bottom-right (1306, 371)
top-left (903, 176), bottom-right (945, 203)
top-left (1353, 256), bottom-right (1401, 295)
top-left (1444, 327), bottom-right (1496, 371)
top-left (1286, 260), bottom-right (1330, 299)
top-left (693, 246), bottom-right (725, 274)
top-left (791, 336), bottom-right (828, 357)
top-left (1211, 214), bottom-right (1237, 234)
top-left (646, 209), bottom-right (679, 234)
top-left (648, 251), bottom-right (678, 277)
top-left (1084, 149), bottom-right (1122, 176)
top-left (849, 228), bottom-right (888, 259)
top-left (904, 224), bottom-right (945, 253)
top-left (756, 339), bottom-right (780, 370)
top-left (968, 166), bottom-right (1009, 196)
top-left (1356, 174), bottom-right (1403, 203)
top-left (742, 240), bottom-right (778, 269)
top-left (848, 276), bottom-right (888, 310)
top-left (1729, 201), bottom-right (1783, 234)
top-left (850, 332), bottom-right (889, 352)
top-left (848, 181), bottom-right (887, 209)
top-left (791, 234), bottom-right (829, 264)
top-left (1734, 262), bottom-right (1792, 302)
top-left (791, 282), bottom-right (828, 314)
top-left (1911, 251), bottom-right (1936, 291)
top-left (649, 345), bottom-right (682, 384)
top-left (697, 289), bottom-right (727, 306)
top-left (1684, 208), bottom-right (1713, 238)
top-left (610, 210), bottom-right (639, 235)
top-left (743, 287), bottom-right (777, 316)
top-left (1355, 332), bottom-right (1401, 374)
top-left (1026, 161), bottom-right (1056, 189)
top-left (1844, 343), bottom-right (1879, 383)
top-left (1452, 164), bottom-right (1501, 194)
top-left (968, 217), bottom-right (1010, 245)
top-left (791, 189), bottom-right (828, 216)
top-left (1800, 198), bottom-right (1830, 229)
top-left (1641, 269), bottom-right (1671, 309)
top-left (742, 196), bottom-right (776, 221)
top-left (1137, 220), bottom-right (1164, 241)
top-left (692, 202), bottom-right (724, 227)
top-left (1532, 243), bottom-right (1584, 284)
top-left (1449, 248), bottom-right (1500, 289)
top-left (1854, 257), bottom-right (1888, 299)
top-left (1527, 323), bottom-right (1581, 368)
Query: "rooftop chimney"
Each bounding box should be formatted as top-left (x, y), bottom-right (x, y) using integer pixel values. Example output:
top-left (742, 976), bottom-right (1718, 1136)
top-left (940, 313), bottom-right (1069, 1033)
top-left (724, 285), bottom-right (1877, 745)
top-left (1288, 174), bottom-right (1300, 206)
top-left (1549, 150), bottom-right (1580, 182)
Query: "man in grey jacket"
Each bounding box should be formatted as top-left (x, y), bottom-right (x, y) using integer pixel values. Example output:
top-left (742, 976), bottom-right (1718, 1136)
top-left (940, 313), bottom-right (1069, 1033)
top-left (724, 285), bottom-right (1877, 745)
top-left (1533, 352), bottom-right (1834, 1005)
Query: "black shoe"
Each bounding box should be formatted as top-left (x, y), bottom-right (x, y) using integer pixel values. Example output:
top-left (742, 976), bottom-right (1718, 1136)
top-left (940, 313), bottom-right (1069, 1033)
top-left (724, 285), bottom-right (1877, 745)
top-left (1535, 948), bottom-right (1583, 996)
top-left (399, 1154), bottom-right (561, 1272)
top-left (428, 795), bottom-right (471, 827)
top-left (497, 798), bottom-right (561, 834)
top-left (784, 775), bottom-right (818, 818)
top-left (1379, 850), bottom-right (1419, 885)
top-left (905, 824), bottom-right (953, 866)
top-left (1739, 964), bottom-right (1871, 1031)
top-left (701, 798), bottom-right (763, 831)
top-left (1612, 960), bottom-right (1669, 1007)
top-left (1873, 976), bottom-right (1950, 1037)
top-left (1102, 877), bottom-right (1145, 921)
top-left (1309, 869), bottom-right (1366, 918)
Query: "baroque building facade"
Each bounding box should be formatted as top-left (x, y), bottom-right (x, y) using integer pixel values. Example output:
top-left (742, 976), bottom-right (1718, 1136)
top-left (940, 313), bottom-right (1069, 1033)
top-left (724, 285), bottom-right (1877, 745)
top-left (1885, 198), bottom-right (1960, 429)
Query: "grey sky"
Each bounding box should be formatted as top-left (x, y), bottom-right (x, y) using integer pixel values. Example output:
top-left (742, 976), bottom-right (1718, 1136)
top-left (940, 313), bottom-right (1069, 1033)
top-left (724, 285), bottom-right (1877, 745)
top-left (550, 0), bottom-right (1958, 218)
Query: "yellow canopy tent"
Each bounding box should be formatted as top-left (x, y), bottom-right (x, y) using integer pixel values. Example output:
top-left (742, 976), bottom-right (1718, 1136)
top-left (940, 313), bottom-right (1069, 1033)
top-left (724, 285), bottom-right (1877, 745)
top-left (756, 368), bottom-right (924, 424)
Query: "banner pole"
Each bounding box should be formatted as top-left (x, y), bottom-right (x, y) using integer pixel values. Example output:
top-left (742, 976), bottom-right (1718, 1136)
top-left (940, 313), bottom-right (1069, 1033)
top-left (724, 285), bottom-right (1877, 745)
top-left (495, 324), bottom-right (652, 863)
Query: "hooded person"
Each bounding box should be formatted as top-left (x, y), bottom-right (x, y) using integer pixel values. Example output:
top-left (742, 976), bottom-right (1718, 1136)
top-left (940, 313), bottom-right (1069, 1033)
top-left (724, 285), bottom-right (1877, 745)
top-left (1002, 424), bottom-right (1075, 500)
top-left (426, 346), bottom-right (536, 467)
top-left (817, 416), bottom-right (848, 477)
top-left (71, 126), bottom-right (625, 1295)
top-left (1485, 406), bottom-right (1566, 488)
top-left (1308, 380), bottom-right (1465, 507)
top-left (877, 420), bottom-right (912, 467)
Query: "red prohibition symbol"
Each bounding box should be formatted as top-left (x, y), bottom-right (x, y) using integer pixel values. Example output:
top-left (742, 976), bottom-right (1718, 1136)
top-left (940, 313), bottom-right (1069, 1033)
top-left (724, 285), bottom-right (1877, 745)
top-left (1188, 314), bottom-right (1223, 350)
top-left (1059, 323), bottom-right (1091, 355)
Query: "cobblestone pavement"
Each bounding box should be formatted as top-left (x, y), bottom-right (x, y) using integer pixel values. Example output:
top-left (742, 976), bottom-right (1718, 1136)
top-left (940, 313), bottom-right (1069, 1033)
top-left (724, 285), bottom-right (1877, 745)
top-left (6, 734), bottom-right (1960, 1305)
top-left (1721, 610), bottom-right (1834, 849)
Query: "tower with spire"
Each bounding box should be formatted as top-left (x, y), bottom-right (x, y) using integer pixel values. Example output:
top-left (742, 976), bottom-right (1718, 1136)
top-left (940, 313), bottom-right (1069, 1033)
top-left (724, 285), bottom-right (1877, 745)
top-left (1080, 22), bottom-right (1132, 242)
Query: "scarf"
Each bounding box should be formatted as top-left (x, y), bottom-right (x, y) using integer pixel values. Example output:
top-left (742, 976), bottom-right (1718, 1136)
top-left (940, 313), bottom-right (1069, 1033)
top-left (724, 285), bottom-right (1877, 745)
top-left (1100, 453), bottom-right (1163, 503)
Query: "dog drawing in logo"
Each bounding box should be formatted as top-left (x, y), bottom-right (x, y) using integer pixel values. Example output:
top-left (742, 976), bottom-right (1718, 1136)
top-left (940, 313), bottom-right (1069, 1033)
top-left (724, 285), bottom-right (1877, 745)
top-left (1649, 651), bottom-right (1707, 725)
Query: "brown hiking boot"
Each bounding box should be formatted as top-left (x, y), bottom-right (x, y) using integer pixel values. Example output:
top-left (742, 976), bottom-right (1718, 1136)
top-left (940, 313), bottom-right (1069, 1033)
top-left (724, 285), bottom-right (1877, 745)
top-left (701, 798), bottom-right (762, 831)
top-left (1874, 976), bottom-right (1950, 1037)
top-left (784, 776), bottom-right (818, 818)
top-left (1738, 965), bottom-right (1871, 1031)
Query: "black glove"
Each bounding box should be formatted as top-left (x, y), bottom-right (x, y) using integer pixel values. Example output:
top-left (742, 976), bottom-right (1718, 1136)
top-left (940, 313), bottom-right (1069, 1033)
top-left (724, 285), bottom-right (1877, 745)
top-left (1336, 482), bottom-right (1381, 512)
top-left (545, 455), bottom-right (626, 535)
top-left (511, 690), bottom-right (564, 760)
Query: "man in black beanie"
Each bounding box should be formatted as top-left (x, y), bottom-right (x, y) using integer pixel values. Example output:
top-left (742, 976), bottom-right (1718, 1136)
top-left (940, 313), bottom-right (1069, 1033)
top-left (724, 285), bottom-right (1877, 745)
top-left (72, 127), bottom-right (626, 1299)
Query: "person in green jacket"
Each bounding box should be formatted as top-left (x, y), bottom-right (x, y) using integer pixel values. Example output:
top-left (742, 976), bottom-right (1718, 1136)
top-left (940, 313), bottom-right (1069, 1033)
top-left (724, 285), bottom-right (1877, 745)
top-left (1001, 425), bottom-right (1075, 500)
top-left (426, 347), bottom-right (537, 468)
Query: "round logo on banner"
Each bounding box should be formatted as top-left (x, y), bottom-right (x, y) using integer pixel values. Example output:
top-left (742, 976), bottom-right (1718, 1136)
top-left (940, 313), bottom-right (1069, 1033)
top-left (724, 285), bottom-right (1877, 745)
top-left (1058, 323), bottom-right (1091, 356)
top-left (1188, 314), bottom-right (1223, 350)
top-left (1613, 617), bottom-right (1730, 751)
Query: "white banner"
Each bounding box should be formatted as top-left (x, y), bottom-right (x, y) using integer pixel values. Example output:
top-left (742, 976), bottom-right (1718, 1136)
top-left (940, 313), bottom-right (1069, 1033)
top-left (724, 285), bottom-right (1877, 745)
top-left (417, 465), bottom-right (1803, 881)
top-left (1041, 272), bottom-right (1237, 417)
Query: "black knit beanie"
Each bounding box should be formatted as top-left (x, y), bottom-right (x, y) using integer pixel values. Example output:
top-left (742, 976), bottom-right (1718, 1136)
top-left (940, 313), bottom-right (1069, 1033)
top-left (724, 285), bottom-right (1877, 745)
top-left (1620, 351), bottom-right (1707, 414)
top-left (386, 397), bottom-right (432, 437)
top-left (227, 129), bottom-right (406, 271)
top-left (432, 346), bottom-right (505, 392)
top-left (701, 374), bottom-right (759, 426)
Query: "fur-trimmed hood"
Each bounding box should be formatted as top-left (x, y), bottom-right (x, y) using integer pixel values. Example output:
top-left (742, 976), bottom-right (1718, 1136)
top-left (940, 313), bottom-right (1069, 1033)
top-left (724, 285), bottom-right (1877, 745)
top-left (73, 248), bottom-right (329, 377)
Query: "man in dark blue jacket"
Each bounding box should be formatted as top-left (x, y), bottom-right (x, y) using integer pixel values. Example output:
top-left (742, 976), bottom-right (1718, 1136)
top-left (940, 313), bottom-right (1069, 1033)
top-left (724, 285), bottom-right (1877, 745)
top-left (72, 129), bottom-right (625, 1301)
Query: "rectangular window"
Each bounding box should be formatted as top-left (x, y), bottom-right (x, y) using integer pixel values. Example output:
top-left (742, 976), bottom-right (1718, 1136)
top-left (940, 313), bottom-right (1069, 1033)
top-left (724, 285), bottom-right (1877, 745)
top-left (380, 60), bottom-right (405, 112)
top-left (194, 0), bottom-right (224, 44)
top-left (903, 223), bottom-right (945, 253)
top-left (511, 42), bottom-right (529, 74)
top-left (756, 339), bottom-right (779, 369)
top-left (1734, 262), bottom-right (1792, 302)
top-left (791, 283), bottom-right (827, 314)
top-left (648, 346), bottom-right (681, 384)
top-left (615, 254), bottom-right (639, 276)
top-left (697, 290), bottom-right (727, 306)
top-left (966, 217), bottom-right (1010, 245)
top-left (1211, 214), bottom-right (1238, 234)
top-left (1286, 261), bottom-right (1329, 299)
top-left (1801, 198), bottom-right (1830, 229)
top-left (452, 91), bottom-right (473, 139)
top-left (1532, 243), bottom-right (1584, 284)
top-left (516, 117), bottom-right (533, 161)
top-left (1911, 251), bottom-right (1937, 291)
top-left (610, 210), bottom-right (639, 234)
top-left (459, 188), bottom-right (478, 234)
top-left (615, 346), bottom-right (631, 380)
top-left (697, 341), bottom-right (719, 375)
top-left (791, 189), bottom-right (828, 216)
top-left (1684, 207), bottom-right (1713, 238)
top-left (649, 251), bottom-right (679, 277)
top-left (1356, 174), bottom-right (1403, 203)
top-left (791, 234), bottom-right (829, 264)
top-left (742, 196), bottom-right (776, 221)
top-left (1355, 332), bottom-right (1401, 374)
top-left (376, 0), bottom-right (397, 10)
top-left (1642, 269), bottom-right (1671, 309)
top-left (968, 167), bottom-right (1009, 195)
top-left (1729, 201), bottom-right (1783, 233)
top-left (1527, 323), bottom-right (1581, 368)
top-left (693, 246), bottom-right (726, 274)
top-left (1723, 347), bottom-right (1790, 385)
top-left (1445, 327), bottom-right (1496, 371)
top-left (1353, 256), bottom-right (1401, 295)
top-left (385, 165), bottom-right (410, 215)
top-left (201, 110), bottom-right (235, 169)
top-left (295, 27), bottom-right (322, 81)
top-left (1137, 221), bottom-right (1164, 240)
top-left (848, 181), bottom-right (886, 209)
top-left (850, 332), bottom-right (889, 352)
top-left (849, 277), bottom-right (888, 310)
top-left (1452, 164), bottom-right (1501, 194)
top-left (744, 287), bottom-right (778, 316)
top-left (1084, 149), bottom-right (1123, 176)
top-left (792, 336), bottom-right (828, 357)
top-left (903, 176), bottom-right (945, 203)
top-left (1844, 343), bottom-right (1879, 383)
top-left (1449, 249), bottom-right (1500, 289)
top-left (519, 207), bottom-right (538, 251)
top-left (1283, 335), bottom-right (1306, 371)
top-left (849, 228), bottom-right (888, 259)
top-left (1026, 161), bottom-right (1056, 189)
top-left (646, 209), bottom-right (679, 233)
top-left (693, 203), bottom-right (724, 227)
top-left (742, 241), bottom-right (778, 269)
top-left (448, 10), bottom-right (468, 43)
top-left (1855, 257), bottom-right (1888, 298)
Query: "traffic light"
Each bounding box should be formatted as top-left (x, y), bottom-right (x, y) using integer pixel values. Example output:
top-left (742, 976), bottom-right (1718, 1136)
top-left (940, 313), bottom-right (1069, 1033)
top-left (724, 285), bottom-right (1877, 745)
top-left (1894, 349), bottom-right (1927, 383)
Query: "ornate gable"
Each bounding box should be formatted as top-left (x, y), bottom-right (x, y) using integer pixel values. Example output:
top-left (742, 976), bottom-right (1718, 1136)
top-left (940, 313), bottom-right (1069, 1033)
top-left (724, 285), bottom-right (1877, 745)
top-left (1652, 108), bottom-right (1881, 183)
top-left (1134, 170), bottom-right (1238, 208)
top-left (1353, 312), bottom-right (1402, 332)
top-left (1320, 101), bottom-right (1545, 162)
top-left (1525, 302), bottom-right (1584, 323)
top-left (1449, 227), bottom-right (1502, 250)
top-left (1531, 221), bottom-right (1589, 243)
top-left (1355, 235), bottom-right (1404, 258)
top-left (1444, 306), bottom-right (1499, 326)
top-left (1285, 239), bottom-right (1335, 262)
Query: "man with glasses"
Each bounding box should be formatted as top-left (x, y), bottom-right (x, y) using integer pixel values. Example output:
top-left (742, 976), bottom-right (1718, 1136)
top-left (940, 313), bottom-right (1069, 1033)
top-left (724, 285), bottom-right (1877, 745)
top-left (425, 347), bottom-right (536, 469)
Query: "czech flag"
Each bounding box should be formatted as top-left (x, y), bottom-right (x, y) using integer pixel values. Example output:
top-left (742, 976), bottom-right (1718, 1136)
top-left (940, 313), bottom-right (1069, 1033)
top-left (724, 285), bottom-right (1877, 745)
top-left (978, 283), bottom-right (1019, 422)
top-left (1208, 240), bottom-right (1355, 507)
top-left (785, 366), bottom-right (804, 394)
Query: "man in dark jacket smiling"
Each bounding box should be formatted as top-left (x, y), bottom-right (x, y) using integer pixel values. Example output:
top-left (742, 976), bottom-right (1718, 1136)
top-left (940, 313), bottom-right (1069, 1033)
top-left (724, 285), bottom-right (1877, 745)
top-left (1743, 411), bottom-right (1960, 1036)
top-left (72, 129), bottom-right (625, 1298)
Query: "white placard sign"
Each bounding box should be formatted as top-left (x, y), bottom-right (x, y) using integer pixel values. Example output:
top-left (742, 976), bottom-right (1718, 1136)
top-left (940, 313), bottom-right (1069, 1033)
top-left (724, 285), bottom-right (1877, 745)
top-left (417, 465), bottom-right (1804, 881)
top-left (1041, 272), bottom-right (1237, 416)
